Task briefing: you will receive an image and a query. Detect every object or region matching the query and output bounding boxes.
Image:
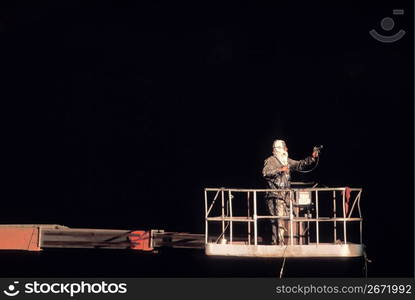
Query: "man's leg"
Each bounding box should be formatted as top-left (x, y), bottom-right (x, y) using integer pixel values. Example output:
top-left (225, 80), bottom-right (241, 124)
top-left (267, 198), bottom-right (278, 244)
top-left (277, 199), bottom-right (287, 245)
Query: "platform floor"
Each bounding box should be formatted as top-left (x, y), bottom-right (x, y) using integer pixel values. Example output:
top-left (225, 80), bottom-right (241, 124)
top-left (205, 243), bottom-right (363, 258)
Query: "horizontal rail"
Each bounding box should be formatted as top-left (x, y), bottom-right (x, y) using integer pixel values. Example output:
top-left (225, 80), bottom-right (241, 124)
top-left (207, 216), bottom-right (362, 222)
top-left (207, 217), bottom-right (255, 222)
top-left (257, 216), bottom-right (290, 220)
top-left (206, 216), bottom-right (292, 222)
top-left (293, 217), bottom-right (362, 222)
top-left (205, 187), bottom-right (362, 193)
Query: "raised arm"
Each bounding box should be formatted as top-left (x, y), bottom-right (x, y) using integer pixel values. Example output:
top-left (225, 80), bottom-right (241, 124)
top-left (288, 156), bottom-right (316, 172)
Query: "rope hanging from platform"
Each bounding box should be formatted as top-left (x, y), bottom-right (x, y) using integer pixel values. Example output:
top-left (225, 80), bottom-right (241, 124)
top-left (363, 246), bottom-right (372, 278)
top-left (279, 244), bottom-right (289, 278)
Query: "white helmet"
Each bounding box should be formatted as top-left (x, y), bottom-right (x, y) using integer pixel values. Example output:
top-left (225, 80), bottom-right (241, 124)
top-left (273, 139), bottom-right (286, 150)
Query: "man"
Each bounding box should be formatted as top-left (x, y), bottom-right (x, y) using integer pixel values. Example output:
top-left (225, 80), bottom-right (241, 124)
top-left (262, 139), bottom-right (319, 245)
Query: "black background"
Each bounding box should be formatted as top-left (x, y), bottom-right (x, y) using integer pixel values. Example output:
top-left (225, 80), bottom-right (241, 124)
top-left (1, 0), bottom-right (413, 277)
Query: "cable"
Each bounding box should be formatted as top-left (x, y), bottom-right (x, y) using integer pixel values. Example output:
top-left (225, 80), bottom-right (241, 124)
top-left (296, 145), bottom-right (323, 174)
top-left (362, 245), bottom-right (372, 278)
top-left (279, 244), bottom-right (289, 278)
top-left (296, 155), bottom-right (320, 173)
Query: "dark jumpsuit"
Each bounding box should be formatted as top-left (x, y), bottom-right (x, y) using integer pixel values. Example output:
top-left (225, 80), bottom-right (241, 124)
top-left (262, 155), bottom-right (315, 244)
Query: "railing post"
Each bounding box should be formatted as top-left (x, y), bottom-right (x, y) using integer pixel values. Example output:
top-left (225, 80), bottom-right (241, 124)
top-left (229, 190), bottom-right (233, 243)
top-left (342, 189), bottom-right (347, 244)
top-left (221, 188), bottom-right (225, 241)
top-left (316, 190), bottom-right (319, 245)
top-left (204, 189), bottom-right (208, 244)
top-left (253, 191), bottom-right (258, 246)
top-left (247, 191), bottom-right (251, 245)
top-left (357, 190), bottom-right (363, 244)
top-left (333, 190), bottom-right (337, 244)
top-left (289, 190), bottom-right (294, 246)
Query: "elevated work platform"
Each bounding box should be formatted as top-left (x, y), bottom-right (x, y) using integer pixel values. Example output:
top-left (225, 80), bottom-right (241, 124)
top-left (204, 187), bottom-right (364, 258)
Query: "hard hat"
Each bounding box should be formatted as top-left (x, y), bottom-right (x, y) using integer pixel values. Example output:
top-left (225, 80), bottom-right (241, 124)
top-left (273, 139), bottom-right (286, 149)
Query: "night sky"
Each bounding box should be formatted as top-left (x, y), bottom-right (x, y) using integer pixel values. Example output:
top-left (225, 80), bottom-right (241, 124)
top-left (1, 0), bottom-right (413, 277)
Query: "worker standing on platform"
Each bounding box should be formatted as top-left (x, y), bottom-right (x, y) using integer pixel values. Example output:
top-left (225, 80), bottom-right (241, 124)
top-left (262, 139), bottom-right (319, 245)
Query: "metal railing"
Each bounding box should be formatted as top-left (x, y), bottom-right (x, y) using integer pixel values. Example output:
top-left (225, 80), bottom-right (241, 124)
top-left (204, 187), bottom-right (363, 246)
